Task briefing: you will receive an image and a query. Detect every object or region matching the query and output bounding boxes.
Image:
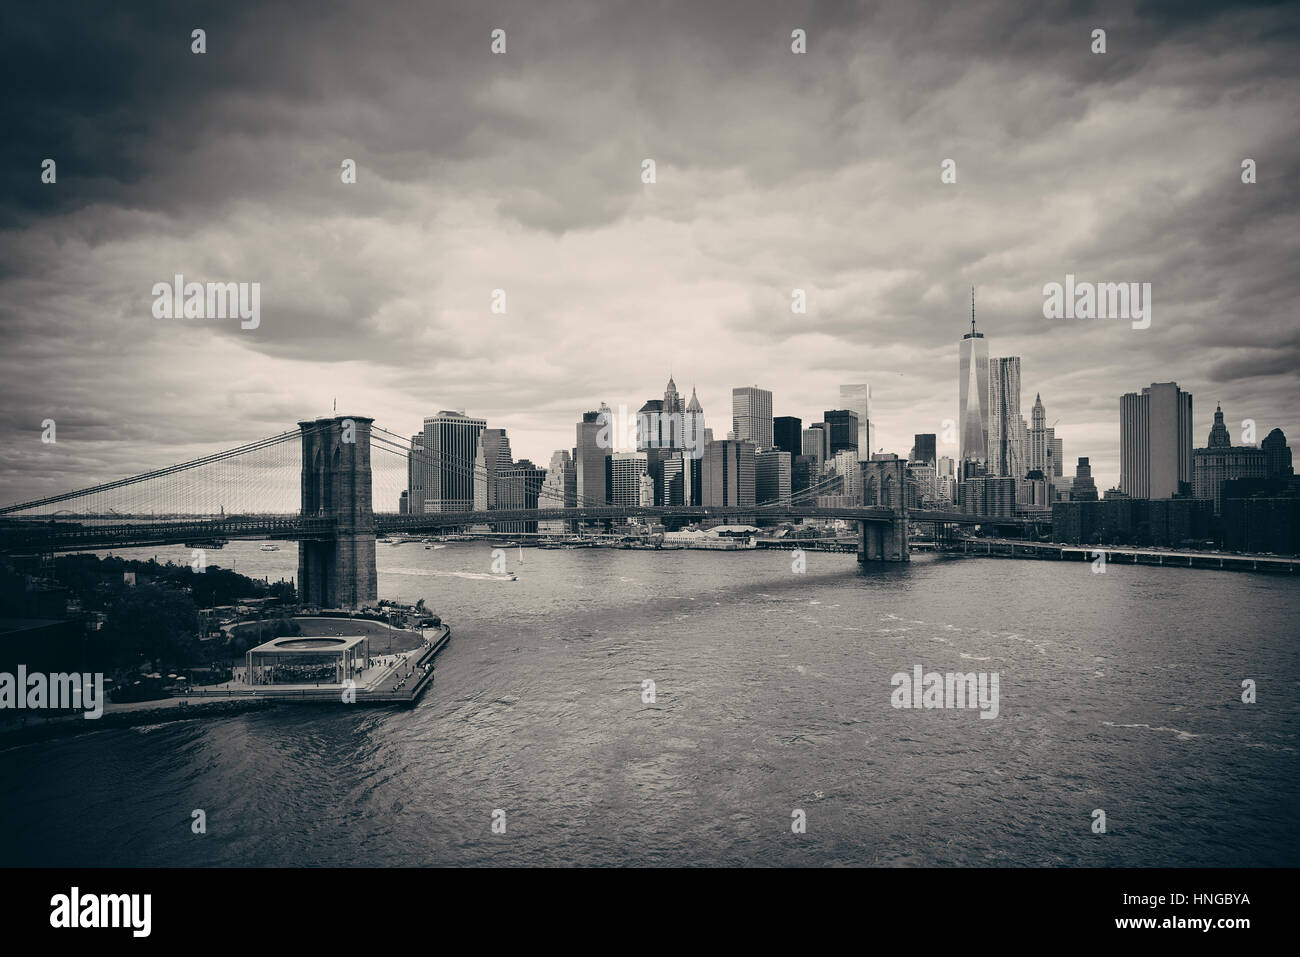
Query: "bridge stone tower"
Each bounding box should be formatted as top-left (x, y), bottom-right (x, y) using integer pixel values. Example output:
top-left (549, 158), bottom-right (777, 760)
top-left (859, 458), bottom-right (910, 562)
top-left (298, 415), bottom-right (378, 609)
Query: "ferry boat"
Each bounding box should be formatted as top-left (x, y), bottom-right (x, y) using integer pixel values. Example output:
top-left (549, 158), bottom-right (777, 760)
top-left (259, 544), bottom-right (281, 552)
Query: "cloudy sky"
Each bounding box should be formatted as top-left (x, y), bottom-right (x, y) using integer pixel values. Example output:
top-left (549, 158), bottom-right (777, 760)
top-left (1, 0), bottom-right (1297, 506)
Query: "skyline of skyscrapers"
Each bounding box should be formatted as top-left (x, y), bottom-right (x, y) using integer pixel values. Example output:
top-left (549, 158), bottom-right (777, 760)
top-left (396, 331), bottom-right (1282, 530)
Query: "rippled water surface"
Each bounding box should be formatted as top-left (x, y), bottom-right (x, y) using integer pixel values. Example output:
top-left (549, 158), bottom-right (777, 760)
top-left (2, 541), bottom-right (1297, 866)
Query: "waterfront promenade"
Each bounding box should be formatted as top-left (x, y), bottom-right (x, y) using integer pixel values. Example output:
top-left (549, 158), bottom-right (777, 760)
top-left (188, 623), bottom-right (450, 705)
top-left (939, 538), bottom-right (1298, 572)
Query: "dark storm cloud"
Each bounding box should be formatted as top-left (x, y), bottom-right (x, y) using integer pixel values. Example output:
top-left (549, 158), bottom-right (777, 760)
top-left (0, 0), bottom-right (1297, 501)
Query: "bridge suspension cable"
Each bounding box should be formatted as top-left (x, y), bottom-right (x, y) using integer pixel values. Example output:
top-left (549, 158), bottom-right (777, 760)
top-left (0, 428), bottom-right (308, 517)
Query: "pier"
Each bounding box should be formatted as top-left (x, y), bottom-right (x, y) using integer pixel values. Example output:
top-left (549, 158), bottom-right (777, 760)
top-left (182, 623), bottom-right (452, 707)
top-left (938, 539), bottom-right (1297, 573)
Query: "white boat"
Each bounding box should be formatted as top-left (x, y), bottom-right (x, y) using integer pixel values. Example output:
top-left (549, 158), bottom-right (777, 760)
top-left (260, 544), bottom-right (280, 552)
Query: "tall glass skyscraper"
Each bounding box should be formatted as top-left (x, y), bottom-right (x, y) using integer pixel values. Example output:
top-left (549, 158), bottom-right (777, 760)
top-left (822, 409), bottom-right (860, 455)
top-left (958, 305), bottom-right (989, 476)
top-left (987, 356), bottom-right (1022, 478)
top-left (839, 384), bottom-right (873, 460)
top-left (773, 416), bottom-right (802, 457)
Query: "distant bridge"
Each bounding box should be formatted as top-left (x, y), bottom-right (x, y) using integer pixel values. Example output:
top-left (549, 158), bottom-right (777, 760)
top-left (0, 415), bottom-right (1048, 606)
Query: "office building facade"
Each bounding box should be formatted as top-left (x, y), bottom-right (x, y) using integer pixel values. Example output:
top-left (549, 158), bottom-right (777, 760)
top-left (703, 439), bottom-right (756, 507)
top-left (1193, 404), bottom-right (1267, 513)
top-left (575, 405), bottom-right (613, 508)
top-left (538, 449), bottom-right (577, 533)
top-left (731, 386), bottom-right (774, 450)
top-left (421, 411), bottom-right (487, 512)
top-left (1120, 382), bottom-right (1193, 499)
top-left (911, 433), bottom-right (937, 467)
top-left (823, 409), bottom-right (859, 456)
top-left (755, 449), bottom-right (792, 505)
top-left (1071, 457), bottom-right (1099, 502)
top-left (958, 315), bottom-right (989, 474)
top-left (773, 416), bottom-right (803, 458)
top-left (987, 356), bottom-right (1023, 478)
top-left (839, 384), bottom-right (874, 460)
top-left (610, 452), bottom-right (648, 507)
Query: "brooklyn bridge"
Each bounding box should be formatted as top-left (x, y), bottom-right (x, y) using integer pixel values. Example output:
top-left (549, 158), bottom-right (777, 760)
top-left (0, 415), bottom-right (1044, 607)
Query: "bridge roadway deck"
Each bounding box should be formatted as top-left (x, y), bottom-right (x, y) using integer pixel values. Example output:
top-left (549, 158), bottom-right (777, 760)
top-left (0, 506), bottom-right (1040, 553)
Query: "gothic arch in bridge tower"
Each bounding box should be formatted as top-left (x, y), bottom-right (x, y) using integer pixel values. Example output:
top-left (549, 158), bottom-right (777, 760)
top-left (298, 415), bottom-right (377, 609)
top-left (858, 458), bottom-right (909, 564)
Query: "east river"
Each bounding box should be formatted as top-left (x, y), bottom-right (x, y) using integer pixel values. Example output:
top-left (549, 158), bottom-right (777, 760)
top-left (2, 541), bottom-right (1297, 866)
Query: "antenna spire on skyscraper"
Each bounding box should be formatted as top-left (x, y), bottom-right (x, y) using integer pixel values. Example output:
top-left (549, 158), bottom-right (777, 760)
top-left (971, 286), bottom-right (976, 336)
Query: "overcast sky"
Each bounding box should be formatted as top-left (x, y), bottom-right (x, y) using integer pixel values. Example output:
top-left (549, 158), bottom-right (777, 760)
top-left (1, 0), bottom-right (1297, 506)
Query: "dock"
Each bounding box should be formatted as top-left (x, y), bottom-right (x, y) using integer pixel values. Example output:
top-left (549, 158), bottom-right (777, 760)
top-left (179, 623), bottom-right (452, 707)
top-left (936, 539), bottom-right (1297, 573)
